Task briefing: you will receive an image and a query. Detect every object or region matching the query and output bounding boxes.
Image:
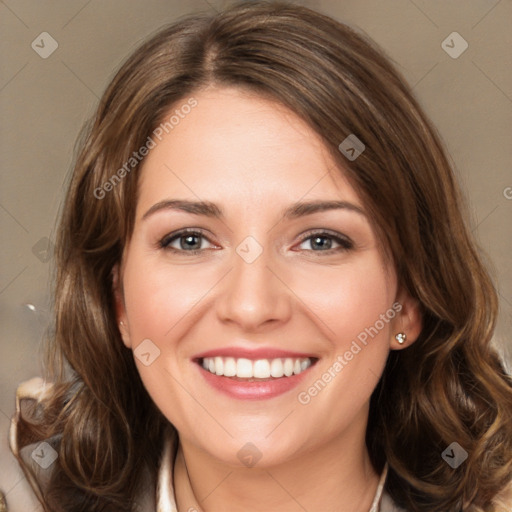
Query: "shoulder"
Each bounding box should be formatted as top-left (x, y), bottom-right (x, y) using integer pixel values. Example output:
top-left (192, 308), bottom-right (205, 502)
top-left (379, 491), bottom-right (407, 511)
top-left (10, 376), bottom-right (55, 451)
top-left (380, 486), bottom-right (512, 512)
top-left (7, 377), bottom-right (55, 512)
top-left (10, 377), bottom-right (59, 482)
top-left (487, 480), bottom-right (512, 511)
top-left (378, 463), bottom-right (512, 512)
top-left (9, 377), bottom-right (158, 512)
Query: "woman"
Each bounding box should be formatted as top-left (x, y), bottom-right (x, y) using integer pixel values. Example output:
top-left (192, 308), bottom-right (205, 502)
top-left (9, 1), bottom-right (512, 511)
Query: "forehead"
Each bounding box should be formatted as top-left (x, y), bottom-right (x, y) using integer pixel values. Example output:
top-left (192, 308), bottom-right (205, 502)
top-left (136, 86), bottom-right (362, 214)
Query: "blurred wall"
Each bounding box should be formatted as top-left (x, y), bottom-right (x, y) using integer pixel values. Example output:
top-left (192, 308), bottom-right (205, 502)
top-left (1, 1), bottom-right (511, 510)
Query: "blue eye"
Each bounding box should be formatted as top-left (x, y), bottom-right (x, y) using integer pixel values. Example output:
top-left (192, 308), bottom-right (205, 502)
top-left (159, 229), bottom-right (353, 255)
top-left (159, 229), bottom-right (214, 254)
top-left (297, 231), bottom-right (353, 253)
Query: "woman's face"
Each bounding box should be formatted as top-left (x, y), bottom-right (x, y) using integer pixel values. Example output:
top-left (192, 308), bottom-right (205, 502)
top-left (115, 86), bottom-right (420, 467)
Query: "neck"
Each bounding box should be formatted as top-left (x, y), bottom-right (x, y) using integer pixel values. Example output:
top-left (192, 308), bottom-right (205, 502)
top-left (173, 411), bottom-right (381, 512)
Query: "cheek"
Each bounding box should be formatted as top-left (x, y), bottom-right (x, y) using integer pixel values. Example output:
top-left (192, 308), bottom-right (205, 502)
top-left (289, 255), bottom-right (395, 349)
top-left (120, 252), bottom-right (208, 422)
top-left (291, 258), bottom-right (394, 434)
top-left (122, 255), bottom-right (215, 340)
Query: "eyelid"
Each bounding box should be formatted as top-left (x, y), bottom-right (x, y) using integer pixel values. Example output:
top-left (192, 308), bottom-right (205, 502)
top-left (295, 229), bottom-right (354, 252)
top-left (159, 228), bottom-right (218, 252)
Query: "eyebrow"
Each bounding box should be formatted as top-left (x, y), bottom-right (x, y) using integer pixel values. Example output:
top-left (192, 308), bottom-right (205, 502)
top-left (142, 199), bottom-right (223, 220)
top-left (282, 200), bottom-right (366, 219)
top-left (142, 199), bottom-right (366, 221)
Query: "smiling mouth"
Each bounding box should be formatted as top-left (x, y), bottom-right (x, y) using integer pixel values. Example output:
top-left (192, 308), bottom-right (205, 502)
top-left (198, 356), bottom-right (318, 380)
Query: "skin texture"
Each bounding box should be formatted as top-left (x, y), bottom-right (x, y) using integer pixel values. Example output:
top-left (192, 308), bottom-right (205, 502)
top-left (114, 86), bottom-right (422, 512)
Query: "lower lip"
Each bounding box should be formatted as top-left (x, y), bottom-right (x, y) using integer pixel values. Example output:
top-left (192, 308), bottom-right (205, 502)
top-left (197, 362), bottom-right (315, 400)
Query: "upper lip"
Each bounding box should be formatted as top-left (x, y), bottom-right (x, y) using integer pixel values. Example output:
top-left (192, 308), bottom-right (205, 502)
top-left (193, 347), bottom-right (318, 361)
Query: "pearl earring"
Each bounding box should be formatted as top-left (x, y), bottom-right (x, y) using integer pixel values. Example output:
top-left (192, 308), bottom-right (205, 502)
top-left (395, 333), bottom-right (407, 344)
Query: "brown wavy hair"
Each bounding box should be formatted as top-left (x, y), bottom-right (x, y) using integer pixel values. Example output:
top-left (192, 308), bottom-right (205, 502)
top-left (12, 1), bottom-right (512, 510)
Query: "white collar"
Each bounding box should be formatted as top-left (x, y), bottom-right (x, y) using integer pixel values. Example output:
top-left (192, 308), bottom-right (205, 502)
top-left (156, 428), bottom-right (178, 512)
top-left (156, 429), bottom-right (388, 512)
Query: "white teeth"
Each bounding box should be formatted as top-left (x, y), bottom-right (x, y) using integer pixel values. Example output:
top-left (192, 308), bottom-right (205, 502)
top-left (223, 357), bottom-right (236, 377)
top-left (214, 356), bottom-right (224, 376)
top-left (283, 358), bottom-right (294, 376)
top-left (270, 358), bottom-right (284, 378)
top-left (236, 358), bottom-right (253, 378)
top-left (253, 359), bottom-right (270, 378)
top-left (200, 356), bottom-right (313, 379)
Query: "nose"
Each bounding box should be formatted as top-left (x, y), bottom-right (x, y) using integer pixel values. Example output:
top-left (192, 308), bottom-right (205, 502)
top-left (215, 242), bottom-right (293, 332)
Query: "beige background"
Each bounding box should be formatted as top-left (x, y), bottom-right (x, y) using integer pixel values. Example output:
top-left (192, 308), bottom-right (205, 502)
top-left (1, 1), bottom-right (511, 510)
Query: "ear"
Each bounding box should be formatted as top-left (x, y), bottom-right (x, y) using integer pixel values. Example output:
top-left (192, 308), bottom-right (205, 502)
top-left (112, 263), bottom-right (132, 349)
top-left (389, 286), bottom-right (422, 350)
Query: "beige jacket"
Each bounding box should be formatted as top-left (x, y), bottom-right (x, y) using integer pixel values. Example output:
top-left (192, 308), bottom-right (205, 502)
top-left (7, 378), bottom-right (511, 512)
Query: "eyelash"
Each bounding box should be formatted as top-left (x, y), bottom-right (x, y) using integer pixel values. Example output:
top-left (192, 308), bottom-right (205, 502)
top-left (299, 230), bottom-right (354, 253)
top-left (159, 229), bottom-right (214, 254)
top-left (158, 228), bottom-right (354, 255)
